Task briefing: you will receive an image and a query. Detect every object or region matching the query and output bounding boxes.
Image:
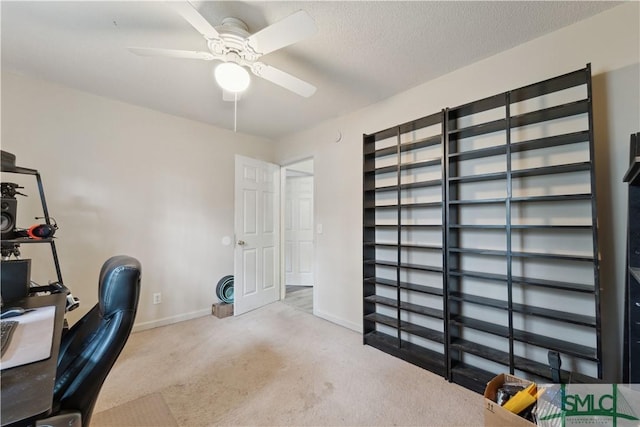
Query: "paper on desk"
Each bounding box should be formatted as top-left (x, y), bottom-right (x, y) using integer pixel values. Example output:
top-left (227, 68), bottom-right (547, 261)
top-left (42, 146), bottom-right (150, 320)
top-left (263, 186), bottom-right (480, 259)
top-left (0, 305), bottom-right (56, 370)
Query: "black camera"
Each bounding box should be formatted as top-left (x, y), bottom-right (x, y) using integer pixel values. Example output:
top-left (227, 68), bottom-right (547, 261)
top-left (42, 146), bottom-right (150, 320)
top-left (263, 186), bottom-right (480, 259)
top-left (1, 182), bottom-right (25, 199)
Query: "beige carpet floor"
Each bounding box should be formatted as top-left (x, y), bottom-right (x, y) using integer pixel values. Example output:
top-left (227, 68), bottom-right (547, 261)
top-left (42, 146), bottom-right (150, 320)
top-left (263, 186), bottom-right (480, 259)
top-left (92, 392), bottom-right (178, 426)
top-left (93, 301), bottom-right (484, 426)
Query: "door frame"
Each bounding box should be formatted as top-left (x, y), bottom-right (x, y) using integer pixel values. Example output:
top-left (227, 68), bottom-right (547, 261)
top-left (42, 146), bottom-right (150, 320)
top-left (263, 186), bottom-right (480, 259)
top-left (279, 157), bottom-right (315, 304)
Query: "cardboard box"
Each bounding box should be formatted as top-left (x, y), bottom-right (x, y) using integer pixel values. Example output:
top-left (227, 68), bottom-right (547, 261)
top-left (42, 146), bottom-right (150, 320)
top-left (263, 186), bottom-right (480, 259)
top-left (484, 373), bottom-right (536, 427)
top-left (211, 302), bottom-right (233, 319)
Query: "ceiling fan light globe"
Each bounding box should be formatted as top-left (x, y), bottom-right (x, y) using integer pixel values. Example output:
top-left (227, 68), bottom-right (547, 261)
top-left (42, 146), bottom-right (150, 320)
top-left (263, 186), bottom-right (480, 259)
top-left (214, 63), bottom-right (250, 93)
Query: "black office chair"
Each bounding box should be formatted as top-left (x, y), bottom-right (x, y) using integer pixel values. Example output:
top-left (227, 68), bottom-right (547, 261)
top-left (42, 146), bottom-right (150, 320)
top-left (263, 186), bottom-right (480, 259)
top-left (36, 255), bottom-right (141, 427)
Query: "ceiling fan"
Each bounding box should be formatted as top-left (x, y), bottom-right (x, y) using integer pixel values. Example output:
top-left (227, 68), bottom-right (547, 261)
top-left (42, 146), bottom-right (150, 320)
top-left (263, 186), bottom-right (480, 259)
top-left (128, 2), bottom-right (318, 98)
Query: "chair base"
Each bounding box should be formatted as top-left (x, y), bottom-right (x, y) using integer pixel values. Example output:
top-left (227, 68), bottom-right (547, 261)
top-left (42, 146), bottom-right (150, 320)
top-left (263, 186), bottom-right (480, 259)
top-left (36, 411), bottom-right (82, 427)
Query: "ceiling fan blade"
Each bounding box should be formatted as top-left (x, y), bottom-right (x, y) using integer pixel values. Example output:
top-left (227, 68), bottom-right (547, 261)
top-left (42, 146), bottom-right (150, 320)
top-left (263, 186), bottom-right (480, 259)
top-left (128, 47), bottom-right (215, 60)
top-left (246, 10), bottom-right (317, 56)
top-left (168, 1), bottom-right (220, 40)
top-left (252, 63), bottom-right (316, 97)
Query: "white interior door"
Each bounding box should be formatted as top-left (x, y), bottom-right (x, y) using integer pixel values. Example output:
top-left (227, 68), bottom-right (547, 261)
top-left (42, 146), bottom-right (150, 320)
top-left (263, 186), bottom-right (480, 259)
top-left (285, 175), bottom-right (314, 286)
top-left (234, 155), bottom-right (280, 315)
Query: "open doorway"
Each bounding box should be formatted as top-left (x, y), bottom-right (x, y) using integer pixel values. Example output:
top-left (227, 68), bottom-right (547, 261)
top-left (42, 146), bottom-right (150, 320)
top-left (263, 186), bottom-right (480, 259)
top-left (281, 158), bottom-right (314, 314)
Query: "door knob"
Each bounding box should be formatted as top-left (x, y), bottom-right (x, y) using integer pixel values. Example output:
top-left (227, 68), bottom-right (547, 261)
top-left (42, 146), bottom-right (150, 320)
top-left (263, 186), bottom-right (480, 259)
top-left (237, 240), bottom-right (246, 246)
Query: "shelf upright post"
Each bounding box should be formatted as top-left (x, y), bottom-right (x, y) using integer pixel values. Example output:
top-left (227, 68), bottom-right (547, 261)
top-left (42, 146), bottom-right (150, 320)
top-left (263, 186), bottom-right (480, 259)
top-left (362, 133), bottom-right (377, 342)
top-left (441, 109), bottom-right (450, 381)
top-left (584, 63), bottom-right (603, 378)
top-left (395, 127), bottom-right (403, 347)
top-left (505, 92), bottom-right (515, 375)
top-left (444, 107), bottom-right (459, 381)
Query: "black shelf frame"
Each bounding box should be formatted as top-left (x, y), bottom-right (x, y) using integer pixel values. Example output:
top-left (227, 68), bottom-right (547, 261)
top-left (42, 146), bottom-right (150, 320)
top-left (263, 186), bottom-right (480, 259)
top-left (1, 163), bottom-right (64, 285)
top-left (363, 65), bottom-right (602, 393)
top-left (623, 132), bottom-right (640, 383)
top-left (363, 110), bottom-right (447, 380)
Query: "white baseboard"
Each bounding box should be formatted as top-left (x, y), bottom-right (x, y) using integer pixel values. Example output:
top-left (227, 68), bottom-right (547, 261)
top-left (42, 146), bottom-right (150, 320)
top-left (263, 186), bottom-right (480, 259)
top-left (132, 308), bottom-right (210, 332)
top-left (132, 307), bottom-right (363, 334)
top-left (314, 308), bottom-right (362, 333)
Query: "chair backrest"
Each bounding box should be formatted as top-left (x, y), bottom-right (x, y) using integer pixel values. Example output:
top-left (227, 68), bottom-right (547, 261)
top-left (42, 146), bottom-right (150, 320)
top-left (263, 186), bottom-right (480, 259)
top-left (52, 255), bottom-right (141, 426)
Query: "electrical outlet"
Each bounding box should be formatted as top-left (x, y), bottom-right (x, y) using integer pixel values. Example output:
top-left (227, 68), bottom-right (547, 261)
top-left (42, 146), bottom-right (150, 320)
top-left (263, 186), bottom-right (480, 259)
top-left (153, 292), bottom-right (162, 304)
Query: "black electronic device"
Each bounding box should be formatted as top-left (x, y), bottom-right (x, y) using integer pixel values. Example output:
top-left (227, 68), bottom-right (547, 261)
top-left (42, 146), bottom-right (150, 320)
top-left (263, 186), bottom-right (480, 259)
top-left (28, 223), bottom-right (57, 239)
top-left (1, 182), bottom-right (26, 240)
top-left (13, 219), bottom-right (58, 240)
top-left (0, 259), bottom-right (31, 303)
top-left (1, 197), bottom-right (17, 239)
top-left (1, 319), bottom-right (18, 356)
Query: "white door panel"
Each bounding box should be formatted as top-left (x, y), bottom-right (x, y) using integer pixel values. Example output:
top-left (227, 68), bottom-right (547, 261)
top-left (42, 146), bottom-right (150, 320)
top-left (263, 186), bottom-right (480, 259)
top-left (234, 156), bottom-right (280, 315)
top-left (299, 241), bottom-right (314, 273)
top-left (285, 175), bottom-right (314, 286)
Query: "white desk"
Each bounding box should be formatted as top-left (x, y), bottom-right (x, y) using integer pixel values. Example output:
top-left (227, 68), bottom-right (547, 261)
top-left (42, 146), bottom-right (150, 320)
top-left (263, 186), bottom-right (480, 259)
top-left (0, 293), bottom-right (66, 427)
top-left (1, 305), bottom-right (55, 370)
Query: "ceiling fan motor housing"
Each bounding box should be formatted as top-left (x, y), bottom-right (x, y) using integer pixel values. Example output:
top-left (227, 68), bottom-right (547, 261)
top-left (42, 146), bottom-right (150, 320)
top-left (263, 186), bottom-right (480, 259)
top-left (208, 17), bottom-right (259, 62)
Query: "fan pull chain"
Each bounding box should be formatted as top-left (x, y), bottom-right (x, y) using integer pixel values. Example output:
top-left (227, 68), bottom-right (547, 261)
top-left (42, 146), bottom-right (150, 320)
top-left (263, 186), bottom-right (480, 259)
top-left (234, 92), bottom-right (238, 133)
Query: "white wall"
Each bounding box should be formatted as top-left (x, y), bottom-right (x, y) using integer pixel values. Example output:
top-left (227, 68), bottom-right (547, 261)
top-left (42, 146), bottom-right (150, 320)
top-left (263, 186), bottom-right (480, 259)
top-left (1, 71), bottom-right (274, 329)
top-left (273, 2), bottom-right (640, 381)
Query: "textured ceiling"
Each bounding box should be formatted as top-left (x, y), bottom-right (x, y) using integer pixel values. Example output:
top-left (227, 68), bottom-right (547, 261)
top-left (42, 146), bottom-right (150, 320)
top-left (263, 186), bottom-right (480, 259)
top-left (1, 1), bottom-right (620, 139)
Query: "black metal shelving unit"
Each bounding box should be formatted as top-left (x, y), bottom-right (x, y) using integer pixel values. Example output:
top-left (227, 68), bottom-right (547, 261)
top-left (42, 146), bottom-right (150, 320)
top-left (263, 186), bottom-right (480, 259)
top-left (623, 131), bottom-right (640, 383)
top-left (1, 161), bottom-right (64, 285)
top-left (363, 111), bottom-right (448, 377)
top-left (363, 65), bottom-right (602, 393)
